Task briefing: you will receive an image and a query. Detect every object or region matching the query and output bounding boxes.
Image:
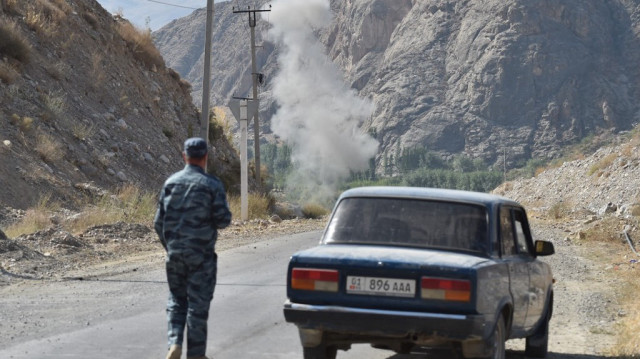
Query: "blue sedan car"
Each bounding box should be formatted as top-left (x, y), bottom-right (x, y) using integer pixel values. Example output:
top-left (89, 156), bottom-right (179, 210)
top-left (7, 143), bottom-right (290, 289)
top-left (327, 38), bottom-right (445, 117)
top-left (284, 187), bottom-right (554, 359)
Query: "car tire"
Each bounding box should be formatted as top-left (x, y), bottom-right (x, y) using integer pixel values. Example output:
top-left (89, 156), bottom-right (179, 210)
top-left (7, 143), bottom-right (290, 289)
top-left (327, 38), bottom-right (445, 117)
top-left (487, 314), bottom-right (506, 359)
top-left (303, 343), bottom-right (337, 359)
top-left (525, 301), bottom-right (551, 358)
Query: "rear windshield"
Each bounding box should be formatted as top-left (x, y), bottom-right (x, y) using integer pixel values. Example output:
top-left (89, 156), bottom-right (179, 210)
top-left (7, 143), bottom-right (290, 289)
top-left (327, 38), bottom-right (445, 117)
top-left (323, 197), bottom-right (489, 252)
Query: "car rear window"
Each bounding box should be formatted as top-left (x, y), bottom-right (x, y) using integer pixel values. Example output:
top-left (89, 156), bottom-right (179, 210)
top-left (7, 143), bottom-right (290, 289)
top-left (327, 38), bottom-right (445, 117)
top-left (323, 197), bottom-right (489, 252)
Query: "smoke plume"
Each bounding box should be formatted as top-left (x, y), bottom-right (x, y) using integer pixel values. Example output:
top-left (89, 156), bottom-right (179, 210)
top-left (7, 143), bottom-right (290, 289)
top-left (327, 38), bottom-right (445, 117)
top-left (269, 0), bottom-right (378, 203)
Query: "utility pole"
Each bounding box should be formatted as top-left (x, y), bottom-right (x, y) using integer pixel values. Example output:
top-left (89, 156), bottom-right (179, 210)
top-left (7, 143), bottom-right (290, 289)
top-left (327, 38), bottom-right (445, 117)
top-left (233, 5), bottom-right (271, 186)
top-left (229, 97), bottom-right (258, 221)
top-left (201, 0), bottom-right (214, 171)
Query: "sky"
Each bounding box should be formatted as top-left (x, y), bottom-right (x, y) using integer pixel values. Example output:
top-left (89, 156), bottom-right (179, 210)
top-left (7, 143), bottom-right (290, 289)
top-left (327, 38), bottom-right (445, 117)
top-left (95, 0), bottom-right (207, 30)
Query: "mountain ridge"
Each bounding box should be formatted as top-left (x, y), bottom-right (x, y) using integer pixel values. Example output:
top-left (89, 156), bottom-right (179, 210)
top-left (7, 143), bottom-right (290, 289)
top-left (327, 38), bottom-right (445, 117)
top-left (154, 0), bottom-right (640, 172)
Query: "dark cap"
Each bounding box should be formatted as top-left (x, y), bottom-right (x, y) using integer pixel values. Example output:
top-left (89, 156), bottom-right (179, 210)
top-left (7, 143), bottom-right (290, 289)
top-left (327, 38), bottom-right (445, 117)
top-left (183, 137), bottom-right (208, 158)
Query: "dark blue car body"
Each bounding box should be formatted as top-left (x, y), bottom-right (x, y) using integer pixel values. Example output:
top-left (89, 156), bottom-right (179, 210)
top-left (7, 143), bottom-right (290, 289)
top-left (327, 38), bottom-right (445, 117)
top-left (284, 187), bottom-right (554, 359)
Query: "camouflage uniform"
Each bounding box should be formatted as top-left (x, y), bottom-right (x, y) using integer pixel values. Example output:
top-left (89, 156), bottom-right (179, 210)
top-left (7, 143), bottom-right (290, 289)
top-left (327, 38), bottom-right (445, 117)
top-left (154, 164), bottom-right (232, 358)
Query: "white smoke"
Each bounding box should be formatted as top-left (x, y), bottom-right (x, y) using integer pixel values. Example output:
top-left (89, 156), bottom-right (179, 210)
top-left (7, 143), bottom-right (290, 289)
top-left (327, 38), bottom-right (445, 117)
top-left (269, 0), bottom-right (379, 203)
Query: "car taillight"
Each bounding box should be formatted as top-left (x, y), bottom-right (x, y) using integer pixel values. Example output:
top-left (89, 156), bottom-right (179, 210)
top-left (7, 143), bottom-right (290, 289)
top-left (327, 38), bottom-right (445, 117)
top-left (291, 268), bottom-right (339, 292)
top-left (421, 277), bottom-right (471, 302)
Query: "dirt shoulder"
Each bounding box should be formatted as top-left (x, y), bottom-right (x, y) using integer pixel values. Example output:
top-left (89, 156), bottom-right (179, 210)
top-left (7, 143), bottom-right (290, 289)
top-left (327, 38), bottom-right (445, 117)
top-left (0, 218), bottom-right (326, 286)
top-left (507, 220), bottom-right (624, 357)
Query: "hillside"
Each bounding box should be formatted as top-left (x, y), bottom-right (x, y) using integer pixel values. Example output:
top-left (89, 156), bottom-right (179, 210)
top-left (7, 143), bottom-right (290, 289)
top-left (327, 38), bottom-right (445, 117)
top-left (495, 130), bottom-right (640, 220)
top-left (154, 0), bottom-right (640, 172)
top-left (0, 0), bottom-right (239, 211)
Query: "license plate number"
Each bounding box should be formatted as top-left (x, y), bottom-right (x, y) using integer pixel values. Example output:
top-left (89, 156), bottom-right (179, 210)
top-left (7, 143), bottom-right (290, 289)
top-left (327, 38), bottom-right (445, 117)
top-left (346, 276), bottom-right (415, 297)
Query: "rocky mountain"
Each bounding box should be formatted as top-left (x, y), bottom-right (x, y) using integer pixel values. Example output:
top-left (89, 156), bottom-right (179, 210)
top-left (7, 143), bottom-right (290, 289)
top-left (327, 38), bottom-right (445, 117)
top-left (154, 0), bottom-right (640, 172)
top-left (0, 0), bottom-right (239, 211)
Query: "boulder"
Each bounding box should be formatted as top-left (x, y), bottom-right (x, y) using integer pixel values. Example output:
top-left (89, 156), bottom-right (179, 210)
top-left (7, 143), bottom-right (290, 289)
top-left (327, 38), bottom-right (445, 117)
top-left (0, 229), bottom-right (7, 240)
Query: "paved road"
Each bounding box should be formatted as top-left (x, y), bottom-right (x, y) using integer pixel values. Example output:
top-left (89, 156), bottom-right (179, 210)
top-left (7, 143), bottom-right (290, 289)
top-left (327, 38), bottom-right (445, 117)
top-left (1, 230), bottom-right (593, 359)
top-left (0, 231), bottom-right (393, 359)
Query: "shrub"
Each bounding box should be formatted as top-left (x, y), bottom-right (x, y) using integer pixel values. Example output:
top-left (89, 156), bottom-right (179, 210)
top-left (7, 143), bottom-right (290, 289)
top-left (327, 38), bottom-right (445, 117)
top-left (25, 8), bottom-right (54, 36)
top-left (20, 116), bottom-right (34, 132)
top-left (0, 61), bottom-right (18, 83)
top-left (547, 202), bottom-right (569, 220)
top-left (46, 61), bottom-right (68, 80)
top-left (82, 12), bottom-right (98, 29)
top-left (302, 203), bottom-right (329, 219)
top-left (71, 122), bottom-right (95, 140)
top-left (42, 90), bottom-right (66, 120)
top-left (0, 19), bottom-right (31, 63)
top-left (35, 132), bottom-right (65, 162)
top-left (117, 21), bottom-right (164, 70)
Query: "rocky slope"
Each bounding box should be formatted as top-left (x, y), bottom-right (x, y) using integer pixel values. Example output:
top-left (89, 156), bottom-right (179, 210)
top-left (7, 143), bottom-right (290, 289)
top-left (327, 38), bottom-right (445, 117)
top-left (0, 0), bottom-right (240, 211)
top-left (494, 130), bottom-right (640, 219)
top-left (154, 0), bottom-right (640, 171)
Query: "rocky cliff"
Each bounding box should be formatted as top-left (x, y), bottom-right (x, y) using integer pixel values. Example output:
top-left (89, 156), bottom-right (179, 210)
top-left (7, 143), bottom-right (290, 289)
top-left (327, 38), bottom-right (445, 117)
top-left (154, 0), bottom-right (640, 172)
top-left (0, 0), bottom-right (239, 210)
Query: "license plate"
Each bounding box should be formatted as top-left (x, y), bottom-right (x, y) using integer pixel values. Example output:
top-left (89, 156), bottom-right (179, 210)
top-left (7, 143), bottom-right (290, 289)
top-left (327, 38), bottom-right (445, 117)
top-left (346, 276), bottom-right (415, 297)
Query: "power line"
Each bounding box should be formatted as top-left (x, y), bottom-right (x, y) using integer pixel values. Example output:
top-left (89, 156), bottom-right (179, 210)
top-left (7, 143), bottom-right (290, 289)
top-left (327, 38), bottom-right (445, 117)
top-left (146, 0), bottom-right (199, 10)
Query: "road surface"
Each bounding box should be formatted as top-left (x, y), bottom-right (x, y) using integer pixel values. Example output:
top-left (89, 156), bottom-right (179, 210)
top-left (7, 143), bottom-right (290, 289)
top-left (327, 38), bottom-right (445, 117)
top-left (0, 229), bottom-right (618, 358)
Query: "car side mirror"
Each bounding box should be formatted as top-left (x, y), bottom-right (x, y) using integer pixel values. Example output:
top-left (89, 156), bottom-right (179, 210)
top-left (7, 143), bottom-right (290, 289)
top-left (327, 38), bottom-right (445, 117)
top-left (534, 240), bottom-right (555, 256)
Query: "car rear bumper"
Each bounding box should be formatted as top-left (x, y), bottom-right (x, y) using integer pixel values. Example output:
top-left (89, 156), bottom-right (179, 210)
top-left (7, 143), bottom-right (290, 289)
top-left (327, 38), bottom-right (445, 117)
top-left (283, 300), bottom-right (491, 341)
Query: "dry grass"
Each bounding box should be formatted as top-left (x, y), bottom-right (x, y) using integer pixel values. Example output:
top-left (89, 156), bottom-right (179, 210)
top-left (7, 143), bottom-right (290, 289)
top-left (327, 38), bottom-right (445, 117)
top-left (25, 8), bottom-right (55, 36)
top-left (6, 186), bottom-right (157, 237)
top-left (0, 18), bottom-right (32, 64)
top-left (71, 121), bottom-right (96, 140)
top-left (117, 21), bottom-right (164, 70)
top-left (82, 12), bottom-right (98, 30)
top-left (302, 203), bottom-right (330, 219)
top-left (48, 0), bottom-right (72, 15)
top-left (0, 61), bottom-right (18, 84)
top-left (546, 201), bottom-right (570, 220)
top-left (179, 78), bottom-right (192, 92)
top-left (35, 132), bottom-right (65, 163)
top-left (60, 32), bottom-right (75, 50)
top-left (42, 90), bottom-right (66, 121)
top-left (210, 107), bottom-right (233, 143)
top-left (610, 267), bottom-right (640, 357)
top-left (66, 185), bottom-right (157, 233)
top-left (11, 114), bottom-right (35, 132)
top-left (90, 51), bottom-right (106, 87)
top-left (588, 153), bottom-right (618, 176)
top-left (4, 193), bottom-right (60, 238)
top-left (228, 193), bottom-right (272, 220)
top-left (581, 216), bottom-right (624, 243)
top-left (45, 61), bottom-right (68, 80)
top-left (3, 0), bottom-right (21, 15)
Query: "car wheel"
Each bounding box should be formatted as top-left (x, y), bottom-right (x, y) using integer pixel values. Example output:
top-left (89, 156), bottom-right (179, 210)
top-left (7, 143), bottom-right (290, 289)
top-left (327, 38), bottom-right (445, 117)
top-left (488, 314), bottom-right (506, 359)
top-left (525, 305), bottom-right (551, 358)
top-left (303, 343), bottom-right (337, 359)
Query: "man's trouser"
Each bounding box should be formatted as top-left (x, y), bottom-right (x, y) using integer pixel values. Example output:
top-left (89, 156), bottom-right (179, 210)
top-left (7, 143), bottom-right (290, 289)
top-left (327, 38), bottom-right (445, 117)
top-left (166, 250), bottom-right (217, 357)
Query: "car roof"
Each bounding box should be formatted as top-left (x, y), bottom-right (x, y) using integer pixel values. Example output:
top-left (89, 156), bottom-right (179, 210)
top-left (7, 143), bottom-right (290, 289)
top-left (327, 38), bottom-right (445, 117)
top-left (339, 186), bottom-right (522, 208)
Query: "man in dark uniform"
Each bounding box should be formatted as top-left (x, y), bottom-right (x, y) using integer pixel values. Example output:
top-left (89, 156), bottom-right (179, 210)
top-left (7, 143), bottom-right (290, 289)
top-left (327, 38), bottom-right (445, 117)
top-left (154, 137), bottom-right (232, 359)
